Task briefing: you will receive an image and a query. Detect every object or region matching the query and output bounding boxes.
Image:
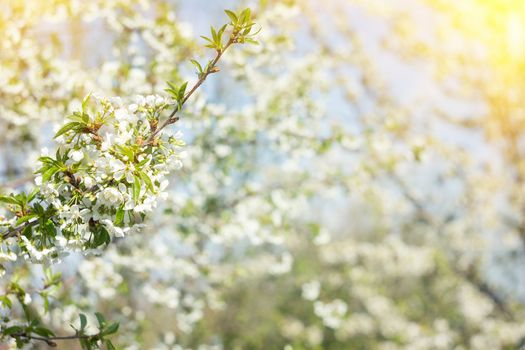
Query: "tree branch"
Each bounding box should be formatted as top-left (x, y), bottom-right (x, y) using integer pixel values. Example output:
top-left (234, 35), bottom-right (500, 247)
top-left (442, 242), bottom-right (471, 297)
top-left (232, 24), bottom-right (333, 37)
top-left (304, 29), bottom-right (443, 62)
top-left (11, 330), bottom-right (103, 347)
top-left (1, 218), bottom-right (38, 240)
top-left (146, 36), bottom-right (236, 145)
top-left (390, 173), bottom-right (514, 319)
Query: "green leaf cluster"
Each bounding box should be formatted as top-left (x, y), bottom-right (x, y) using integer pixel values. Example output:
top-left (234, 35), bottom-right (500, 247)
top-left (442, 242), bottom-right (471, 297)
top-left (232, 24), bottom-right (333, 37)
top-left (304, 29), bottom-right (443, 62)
top-left (165, 81), bottom-right (188, 111)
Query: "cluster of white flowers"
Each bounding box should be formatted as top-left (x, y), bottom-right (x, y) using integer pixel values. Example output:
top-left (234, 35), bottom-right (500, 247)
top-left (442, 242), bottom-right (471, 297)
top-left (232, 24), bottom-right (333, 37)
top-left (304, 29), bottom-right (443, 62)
top-left (1, 94), bottom-right (185, 262)
top-left (301, 280), bottom-right (321, 301)
top-left (79, 258), bottom-right (123, 299)
top-left (313, 299), bottom-right (348, 329)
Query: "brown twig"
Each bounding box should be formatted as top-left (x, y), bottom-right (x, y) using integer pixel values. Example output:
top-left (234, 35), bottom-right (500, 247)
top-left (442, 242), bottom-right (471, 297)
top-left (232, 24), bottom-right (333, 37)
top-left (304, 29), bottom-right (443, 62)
top-left (2, 218), bottom-right (38, 240)
top-left (12, 330), bottom-right (104, 347)
top-left (146, 37), bottom-right (236, 145)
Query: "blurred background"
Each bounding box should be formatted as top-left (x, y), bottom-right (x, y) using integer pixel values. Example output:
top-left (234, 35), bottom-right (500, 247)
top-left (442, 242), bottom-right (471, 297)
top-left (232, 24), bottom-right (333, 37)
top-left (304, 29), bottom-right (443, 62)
top-left (2, 0), bottom-right (525, 349)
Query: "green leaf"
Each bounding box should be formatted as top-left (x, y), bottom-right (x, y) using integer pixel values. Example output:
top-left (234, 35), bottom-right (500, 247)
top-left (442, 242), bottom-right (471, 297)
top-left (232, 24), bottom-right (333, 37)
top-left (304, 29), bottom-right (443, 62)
top-left (16, 214), bottom-right (38, 226)
top-left (178, 82), bottom-right (188, 101)
top-left (115, 145), bottom-right (134, 161)
top-left (211, 26), bottom-right (218, 43)
top-left (138, 156), bottom-right (150, 167)
top-left (79, 337), bottom-right (90, 350)
top-left (179, 82), bottom-right (188, 97)
top-left (114, 206), bottom-right (124, 226)
top-left (95, 312), bottom-right (106, 329)
top-left (21, 223), bottom-right (33, 237)
top-left (240, 8), bottom-right (251, 24)
top-left (3, 325), bottom-right (23, 336)
top-left (138, 171), bottom-right (154, 192)
top-left (106, 340), bottom-right (116, 350)
top-left (32, 203), bottom-right (44, 216)
top-left (244, 38), bottom-right (259, 45)
top-left (92, 225), bottom-right (110, 247)
top-left (42, 219), bottom-right (57, 239)
top-left (38, 156), bottom-right (60, 167)
top-left (190, 59), bottom-right (203, 73)
top-left (0, 295), bottom-right (12, 308)
top-left (200, 35), bottom-right (214, 45)
top-left (27, 188), bottom-right (39, 202)
top-left (0, 196), bottom-right (20, 206)
top-left (218, 24), bottom-right (227, 42)
top-left (101, 322), bottom-right (119, 336)
top-left (164, 88), bottom-right (176, 97)
top-left (79, 313), bottom-right (87, 331)
top-left (82, 92), bottom-right (92, 113)
top-left (242, 23), bottom-right (256, 35)
top-left (44, 269), bottom-right (62, 286)
top-left (54, 122), bottom-right (82, 139)
top-left (32, 326), bottom-right (55, 338)
top-left (177, 82), bottom-right (188, 110)
top-left (133, 176), bottom-right (141, 202)
top-left (41, 166), bottom-right (59, 182)
top-left (225, 9), bottom-right (238, 23)
top-left (68, 112), bottom-right (86, 123)
top-left (43, 295), bottom-right (49, 313)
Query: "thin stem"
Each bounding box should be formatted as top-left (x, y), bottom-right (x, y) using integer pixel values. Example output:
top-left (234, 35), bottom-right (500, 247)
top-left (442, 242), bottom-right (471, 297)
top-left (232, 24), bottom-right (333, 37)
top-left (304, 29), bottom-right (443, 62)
top-left (146, 36), bottom-right (236, 145)
top-left (12, 330), bottom-right (103, 347)
top-left (2, 218), bottom-right (38, 240)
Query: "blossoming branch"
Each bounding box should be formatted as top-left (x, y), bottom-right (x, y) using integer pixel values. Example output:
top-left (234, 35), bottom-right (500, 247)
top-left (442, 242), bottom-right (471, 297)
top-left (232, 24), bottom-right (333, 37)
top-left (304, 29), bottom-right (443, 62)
top-left (0, 8), bottom-right (257, 349)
